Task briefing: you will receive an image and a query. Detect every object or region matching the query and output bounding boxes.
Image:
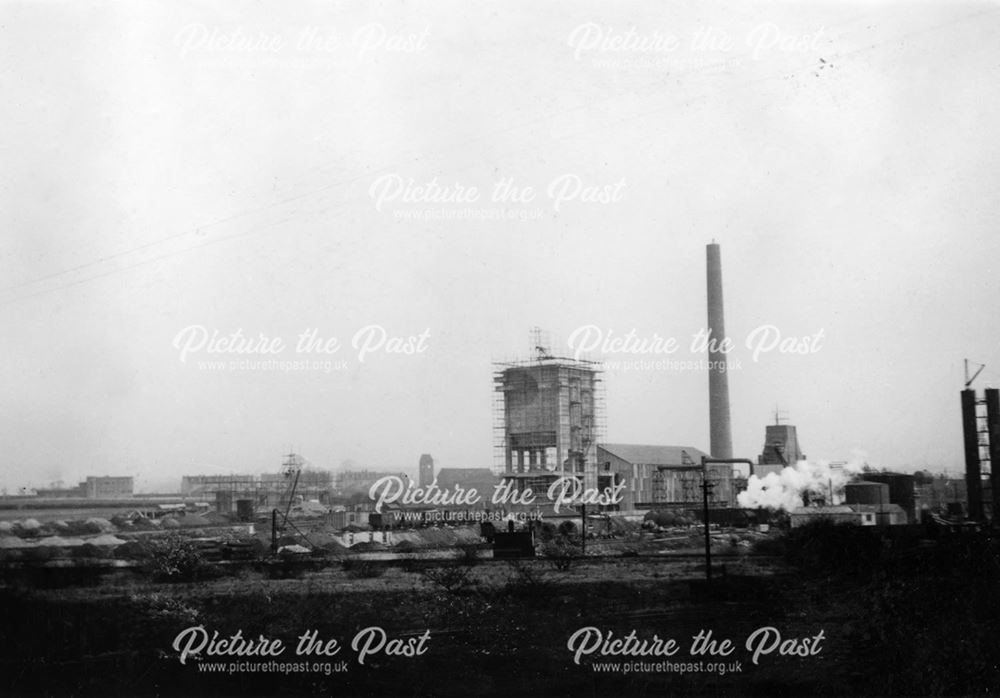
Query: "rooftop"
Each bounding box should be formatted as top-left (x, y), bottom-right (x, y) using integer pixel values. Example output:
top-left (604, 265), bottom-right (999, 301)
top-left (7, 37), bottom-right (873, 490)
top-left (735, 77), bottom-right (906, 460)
top-left (598, 443), bottom-right (710, 467)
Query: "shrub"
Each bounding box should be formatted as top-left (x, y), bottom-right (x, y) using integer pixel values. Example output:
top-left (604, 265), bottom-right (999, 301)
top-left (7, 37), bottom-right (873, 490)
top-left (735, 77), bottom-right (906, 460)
top-left (393, 540), bottom-right (417, 553)
top-left (341, 558), bottom-right (385, 579)
top-left (421, 565), bottom-right (473, 593)
top-left (142, 535), bottom-right (206, 582)
top-left (128, 592), bottom-right (200, 626)
top-left (537, 522), bottom-right (557, 542)
top-left (543, 538), bottom-right (581, 572)
top-left (456, 544), bottom-right (480, 566)
top-left (648, 511), bottom-right (667, 528)
top-left (557, 520), bottom-right (578, 537)
top-left (502, 560), bottom-right (551, 599)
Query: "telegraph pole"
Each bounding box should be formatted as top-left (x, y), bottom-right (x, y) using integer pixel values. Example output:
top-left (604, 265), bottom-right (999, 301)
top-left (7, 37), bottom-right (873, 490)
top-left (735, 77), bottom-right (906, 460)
top-left (701, 473), bottom-right (714, 581)
top-left (700, 457), bottom-right (755, 582)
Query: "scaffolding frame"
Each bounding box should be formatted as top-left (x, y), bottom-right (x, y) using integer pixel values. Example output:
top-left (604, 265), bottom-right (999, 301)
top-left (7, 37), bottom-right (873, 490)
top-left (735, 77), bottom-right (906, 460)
top-left (492, 346), bottom-right (605, 493)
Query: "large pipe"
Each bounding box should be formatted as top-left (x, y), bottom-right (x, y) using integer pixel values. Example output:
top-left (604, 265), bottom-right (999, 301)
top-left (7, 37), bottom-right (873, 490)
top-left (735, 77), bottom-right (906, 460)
top-left (706, 243), bottom-right (733, 459)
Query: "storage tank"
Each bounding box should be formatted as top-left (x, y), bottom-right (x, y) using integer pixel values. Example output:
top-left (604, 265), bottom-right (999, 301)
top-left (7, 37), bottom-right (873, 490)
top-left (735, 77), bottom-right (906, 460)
top-left (863, 473), bottom-right (916, 522)
top-left (845, 481), bottom-right (890, 506)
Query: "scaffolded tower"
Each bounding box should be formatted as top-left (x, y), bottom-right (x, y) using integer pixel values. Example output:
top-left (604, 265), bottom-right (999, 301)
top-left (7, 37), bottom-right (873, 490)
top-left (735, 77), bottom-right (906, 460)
top-left (493, 329), bottom-right (604, 495)
top-left (960, 360), bottom-right (1000, 522)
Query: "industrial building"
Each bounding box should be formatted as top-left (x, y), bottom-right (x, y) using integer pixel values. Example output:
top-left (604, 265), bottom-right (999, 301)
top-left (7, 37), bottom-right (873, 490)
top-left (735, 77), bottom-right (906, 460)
top-left (597, 443), bottom-right (733, 511)
top-left (787, 480), bottom-right (910, 527)
top-left (33, 475), bottom-right (134, 499)
top-left (434, 467), bottom-right (498, 494)
top-left (182, 457), bottom-right (333, 515)
top-left (181, 474), bottom-right (255, 496)
top-left (916, 476), bottom-right (967, 517)
top-left (860, 473), bottom-right (916, 523)
top-left (494, 341), bottom-right (604, 497)
top-left (757, 418), bottom-right (806, 478)
top-left (790, 502), bottom-right (907, 528)
top-left (335, 469), bottom-right (407, 497)
top-left (485, 242), bottom-right (740, 515)
top-left (84, 476), bottom-right (134, 498)
top-left (790, 505), bottom-right (862, 528)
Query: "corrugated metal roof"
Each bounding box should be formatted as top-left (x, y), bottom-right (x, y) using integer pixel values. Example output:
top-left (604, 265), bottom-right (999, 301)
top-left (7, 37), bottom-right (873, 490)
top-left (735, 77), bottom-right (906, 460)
top-left (790, 506), bottom-right (854, 515)
top-left (597, 443), bottom-right (710, 467)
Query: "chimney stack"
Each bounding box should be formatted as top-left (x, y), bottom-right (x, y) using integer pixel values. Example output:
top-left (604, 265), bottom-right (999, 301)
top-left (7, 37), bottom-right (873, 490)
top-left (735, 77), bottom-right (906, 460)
top-left (707, 242), bottom-right (733, 459)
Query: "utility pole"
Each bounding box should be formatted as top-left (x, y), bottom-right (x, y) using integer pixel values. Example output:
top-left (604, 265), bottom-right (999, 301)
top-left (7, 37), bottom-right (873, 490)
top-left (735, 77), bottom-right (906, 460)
top-left (271, 509), bottom-right (278, 554)
top-left (701, 472), bottom-right (714, 581)
top-left (700, 457), bottom-right (755, 582)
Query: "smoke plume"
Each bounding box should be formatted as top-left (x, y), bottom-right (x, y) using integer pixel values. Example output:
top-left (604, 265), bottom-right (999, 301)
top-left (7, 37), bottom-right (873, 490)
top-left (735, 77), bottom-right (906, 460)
top-left (736, 456), bottom-right (865, 511)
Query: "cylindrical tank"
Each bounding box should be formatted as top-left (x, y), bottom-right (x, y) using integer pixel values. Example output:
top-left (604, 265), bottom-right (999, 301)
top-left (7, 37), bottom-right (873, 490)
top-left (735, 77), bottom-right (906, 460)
top-left (844, 481), bottom-right (889, 506)
top-left (863, 473), bottom-right (916, 522)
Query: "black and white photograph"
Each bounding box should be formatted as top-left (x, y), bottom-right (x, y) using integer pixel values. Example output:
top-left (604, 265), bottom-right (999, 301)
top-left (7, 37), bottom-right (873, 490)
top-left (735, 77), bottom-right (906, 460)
top-left (1, 1), bottom-right (999, 696)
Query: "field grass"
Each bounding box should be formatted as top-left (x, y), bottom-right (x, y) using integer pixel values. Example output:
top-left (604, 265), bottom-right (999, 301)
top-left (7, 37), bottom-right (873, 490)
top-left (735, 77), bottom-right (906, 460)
top-left (1, 524), bottom-right (997, 697)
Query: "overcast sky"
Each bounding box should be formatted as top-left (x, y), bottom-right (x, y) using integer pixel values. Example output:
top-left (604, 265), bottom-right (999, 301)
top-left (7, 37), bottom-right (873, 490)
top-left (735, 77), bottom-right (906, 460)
top-left (2, 1), bottom-right (998, 492)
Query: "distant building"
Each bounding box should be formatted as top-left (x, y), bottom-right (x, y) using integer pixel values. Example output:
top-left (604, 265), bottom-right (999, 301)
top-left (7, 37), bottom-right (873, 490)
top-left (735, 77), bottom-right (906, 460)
top-left (850, 503), bottom-right (908, 526)
top-left (790, 502), bottom-right (907, 527)
top-left (597, 443), bottom-right (731, 511)
top-left (35, 483), bottom-right (85, 498)
top-left (846, 479), bottom-right (912, 524)
top-left (916, 476), bottom-right (967, 517)
top-left (790, 505), bottom-right (858, 528)
top-left (181, 474), bottom-right (255, 496)
top-left (336, 470), bottom-right (407, 497)
top-left (434, 468), bottom-right (498, 497)
top-left (757, 420), bottom-right (806, 478)
top-left (84, 476), bottom-right (133, 498)
top-left (861, 473), bottom-right (916, 523)
top-left (181, 468), bottom-right (333, 514)
top-left (419, 454), bottom-right (435, 488)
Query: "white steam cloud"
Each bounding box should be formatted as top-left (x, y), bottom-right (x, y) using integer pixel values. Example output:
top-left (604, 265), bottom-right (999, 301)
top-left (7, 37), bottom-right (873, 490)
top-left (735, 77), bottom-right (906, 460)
top-left (737, 455), bottom-right (866, 511)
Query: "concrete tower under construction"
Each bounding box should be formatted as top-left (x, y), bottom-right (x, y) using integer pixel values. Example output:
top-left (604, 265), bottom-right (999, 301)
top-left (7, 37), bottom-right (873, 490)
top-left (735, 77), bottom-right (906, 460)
top-left (494, 335), bottom-right (603, 494)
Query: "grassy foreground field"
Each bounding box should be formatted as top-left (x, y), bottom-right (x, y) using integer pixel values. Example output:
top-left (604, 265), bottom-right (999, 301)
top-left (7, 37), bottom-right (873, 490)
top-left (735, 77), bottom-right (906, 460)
top-left (1, 525), bottom-right (998, 697)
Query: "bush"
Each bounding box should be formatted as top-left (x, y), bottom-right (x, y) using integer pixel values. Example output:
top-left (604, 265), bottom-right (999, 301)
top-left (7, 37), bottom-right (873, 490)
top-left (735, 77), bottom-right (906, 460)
top-left (502, 560), bottom-right (551, 599)
top-left (394, 540), bottom-right (417, 553)
top-left (557, 520), bottom-right (578, 537)
top-left (341, 558), bottom-right (385, 579)
top-left (542, 538), bottom-right (581, 572)
top-left (421, 565), bottom-right (473, 593)
top-left (537, 522), bottom-right (557, 542)
top-left (456, 544), bottom-right (480, 566)
top-left (142, 535), bottom-right (206, 582)
top-left (128, 592), bottom-right (200, 627)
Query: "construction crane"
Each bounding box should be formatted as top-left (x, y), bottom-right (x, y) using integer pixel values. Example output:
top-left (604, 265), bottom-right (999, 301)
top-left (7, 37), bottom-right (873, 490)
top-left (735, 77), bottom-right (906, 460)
top-left (965, 358), bottom-right (986, 389)
top-left (270, 452), bottom-right (314, 554)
